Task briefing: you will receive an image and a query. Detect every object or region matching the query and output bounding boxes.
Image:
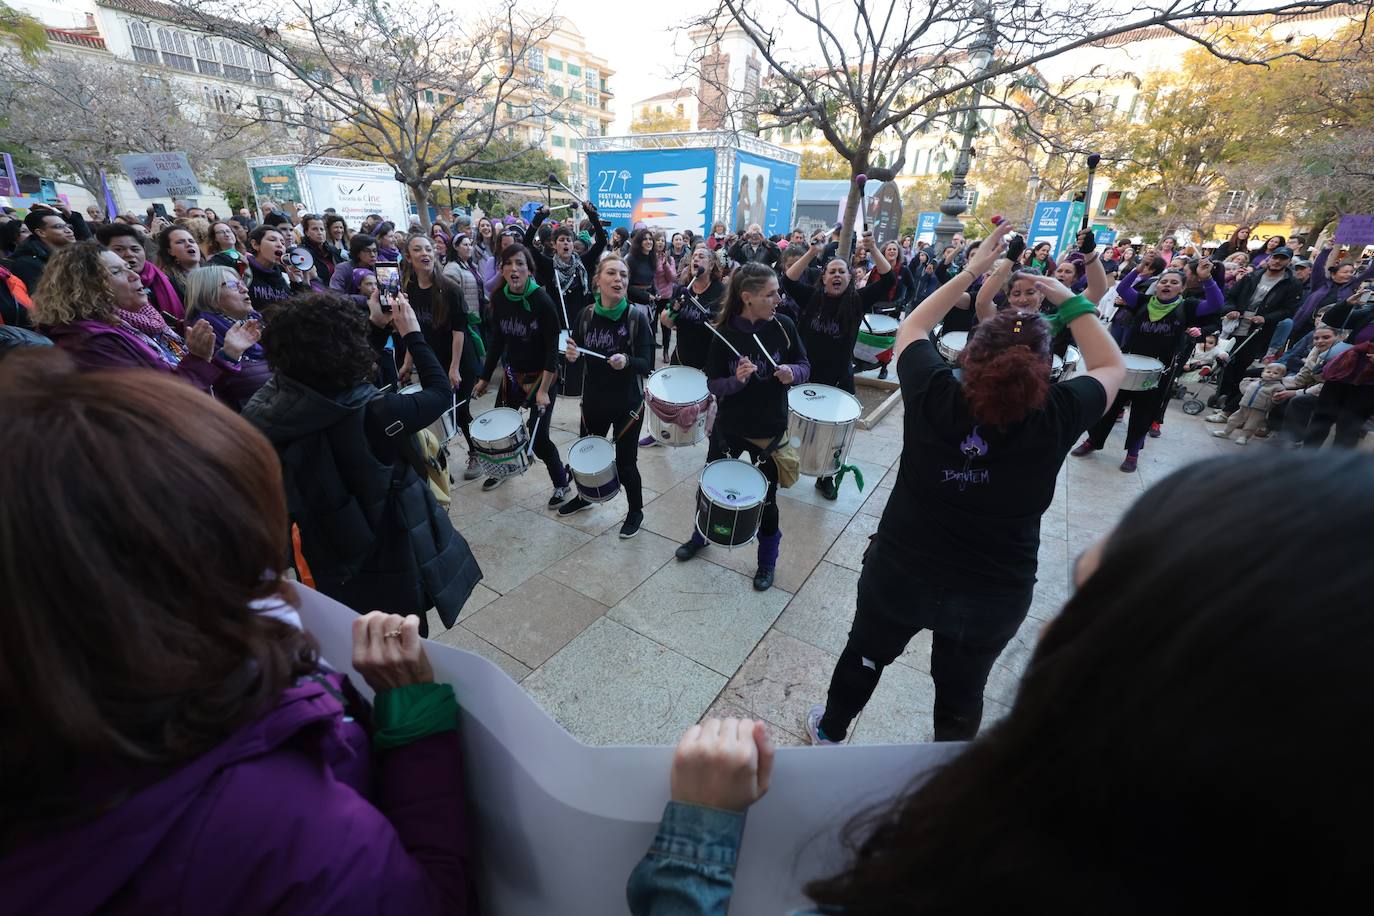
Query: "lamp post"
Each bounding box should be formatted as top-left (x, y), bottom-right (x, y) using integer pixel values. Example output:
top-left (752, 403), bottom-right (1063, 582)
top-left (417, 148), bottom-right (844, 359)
top-left (933, 12), bottom-right (997, 251)
top-left (1080, 152), bottom-right (1102, 231)
top-left (1024, 167), bottom-right (1041, 229)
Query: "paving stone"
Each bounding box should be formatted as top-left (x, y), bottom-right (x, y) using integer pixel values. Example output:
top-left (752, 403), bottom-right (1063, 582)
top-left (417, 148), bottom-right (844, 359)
top-left (545, 527), bottom-right (678, 607)
top-left (522, 617), bottom-right (724, 745)
top-left (461, 506), bottom-right (592, 595)
top-left (462, 573), bottom-right (608, 669)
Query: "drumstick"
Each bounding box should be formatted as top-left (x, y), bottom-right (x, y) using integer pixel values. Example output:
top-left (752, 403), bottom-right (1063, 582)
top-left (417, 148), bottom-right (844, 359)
top-left (700, 319), bottom-right (744, 359)
top-left (752, 333), bottom-right (781, 370)
top-left (527, 407), bottom-right (544, 456)
top-left (574, 345), bottom-right (608, 360)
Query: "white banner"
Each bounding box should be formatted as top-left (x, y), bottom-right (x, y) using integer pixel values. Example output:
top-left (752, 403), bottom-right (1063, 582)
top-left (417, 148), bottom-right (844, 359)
top-left (294, 585), bottom-right (963, 915)
top-left (116, 152), bottom-right (201, 199)
top-left (299, 164), bottom-right (410, 229)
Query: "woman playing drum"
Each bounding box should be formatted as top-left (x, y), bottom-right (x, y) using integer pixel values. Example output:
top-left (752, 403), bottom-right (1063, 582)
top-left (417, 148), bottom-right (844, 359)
top-left (471, 243), bottom-right (571, 505)
top-left (674, 262), bottom-right (811, 592)
top-left (809, 221), bottom-right (1125, 744)
top-left (642, 246), bottom-right (726, 449)
top-left (781, 230), bottom-right (893, 500)
top-left (1071, 259), bottom-right (1223, 472)
top-left (561, 255), bottom-right (656, 538)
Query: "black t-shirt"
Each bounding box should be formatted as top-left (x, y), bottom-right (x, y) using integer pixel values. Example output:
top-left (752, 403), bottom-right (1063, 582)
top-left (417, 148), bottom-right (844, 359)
top-left (574, 304), bottom-right (655, 416)
top-left (480, 284), bottom-right (561, 378)
top-left (877, 340), bottom-right (1108, 589)
top-left (1122, 295), bottom-right (1210, 365)
top-left (781, 272), bottom-right (895, 387)
top-left (670, 279), bottom-right (725, 369)
top-left (704, 314), bottom-right (809, 439)
top-left (405, 278), bottom-right (477, 376)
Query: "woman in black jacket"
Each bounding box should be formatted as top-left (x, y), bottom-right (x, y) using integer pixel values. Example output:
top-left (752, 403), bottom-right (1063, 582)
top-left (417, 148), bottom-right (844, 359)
top-left (241, 290), bottom-right (481, 636)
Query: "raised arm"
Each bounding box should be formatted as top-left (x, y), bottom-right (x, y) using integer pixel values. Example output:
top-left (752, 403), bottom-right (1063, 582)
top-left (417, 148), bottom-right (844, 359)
top-left (976, 256), bottom-right (1013, 322)
top-left (1075, 229), bottom-right (1109, 303)
top-left (1034, 275), bottom-right (1125, 406)
top-left (524, 209), bottom-right (546, 249)
top-left (580, 203), bottom-right (607, 268)
top-left (1115, 269), bottom-right (1142, 310)
top-left (1195, 259), bottom-right (1224, 317)
top-left (897, 221), bottom-right (1013, 359)
top-left (787, 239), bottom-right (822, 281)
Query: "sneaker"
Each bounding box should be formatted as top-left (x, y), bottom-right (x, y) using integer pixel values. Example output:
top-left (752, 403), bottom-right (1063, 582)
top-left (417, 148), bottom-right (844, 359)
top-left (1211, 429), bottom-right (1230, 438)
top-left (1070, 440), bottom-right (1099, 458)
top-left (819, 477), bottom-right (839, 501)
top-left (675, 538), bottom-right (706, 561)
top-left (805, 704), bottom-right (840, 746)
top-left (558, 495), bottom-right (591, 517)
top-left (482, 476), bottom-right (505, 491)
top-left (638, 433), bottom-right (658, 448)
top-left (619, 510), bottom-right (644, 539)
top-left (1204, 411), bottom-right (1229, 423)
top-left (547, 486), bottom-right (571, 509)
top-left (1148, 422), bottom-right (1162, 438)
top-left (752, 566), bottom-right (775, 591)
top-left (1119, 454), bottom-right (1138, 473)
top-left (877, 364), bottom-right (889, 379)
top-left (463, 454), bottom-right (482, 480)
top-left (1234, 435), bottom-right (1249, 446)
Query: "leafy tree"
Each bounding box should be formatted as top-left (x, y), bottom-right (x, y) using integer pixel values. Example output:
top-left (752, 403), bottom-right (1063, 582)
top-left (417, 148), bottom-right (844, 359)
top-left (799, 148), bottom-right (850, 179)
top-left (0, 2), bottom-right (47, 61)
top-left (630, 109), bottom-right (691, 134)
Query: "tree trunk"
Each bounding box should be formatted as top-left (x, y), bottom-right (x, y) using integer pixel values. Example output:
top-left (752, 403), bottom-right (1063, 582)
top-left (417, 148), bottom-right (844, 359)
top-left (837, 151), bottom-right (871, 260)
top-left (409, 181), bottom-right (432, 231)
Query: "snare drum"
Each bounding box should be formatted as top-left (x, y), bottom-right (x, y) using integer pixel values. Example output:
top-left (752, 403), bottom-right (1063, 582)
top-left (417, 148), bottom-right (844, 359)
top-left (788, 385), bottom-right (862, 477)
top-left (937, 330), bottom-right (969, 365)
top-left (1052, 345), bottom-right (1081, 382)
top-left (567, 436), bottom-right (620, 502)
top-left (471, 408), bottom-right (532, 478)
top-left (853, 314), bottom-right (900, 365)
top-left (1122, 354), bottom-right (1167, 391)
top-left (645, 366), bottom-right (711, 446)
top-left (695, 459), bottom-right (769, 548)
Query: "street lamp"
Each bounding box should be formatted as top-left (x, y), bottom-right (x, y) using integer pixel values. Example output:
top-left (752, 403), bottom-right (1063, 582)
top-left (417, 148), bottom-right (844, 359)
top-left (933, 11), bottom-right (997, 251)
top-left (1024, 167), bottom-right (1041, 229)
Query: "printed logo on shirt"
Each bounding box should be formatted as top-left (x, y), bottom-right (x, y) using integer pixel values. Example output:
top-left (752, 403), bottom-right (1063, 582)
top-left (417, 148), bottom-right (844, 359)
top-left (500, 314), bottom-right (538, 339)
top-left (583, 324), bottom-right (626, 354)
top-left (942, 427), bottom-right (990, 491)
top-left (809, 315), bottom-right (842, 337)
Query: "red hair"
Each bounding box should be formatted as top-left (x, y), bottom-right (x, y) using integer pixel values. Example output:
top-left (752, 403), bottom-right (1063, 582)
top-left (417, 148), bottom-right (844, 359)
top-left (961, 310), bottom-right (1051, 427)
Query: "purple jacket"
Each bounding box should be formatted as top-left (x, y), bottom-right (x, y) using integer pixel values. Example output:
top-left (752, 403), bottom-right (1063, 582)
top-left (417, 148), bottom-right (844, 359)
top-left (2, 670), bottom-right (474, 915)
top-left (1293, 247), bottom-right (1374, 331)
top-left (46, 319), bottom-right (229, 393)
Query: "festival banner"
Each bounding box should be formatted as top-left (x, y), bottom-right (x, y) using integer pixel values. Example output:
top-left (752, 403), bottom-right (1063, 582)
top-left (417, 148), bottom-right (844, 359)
top-left (116, 151), bottom-right (201, 199)
top-left (298, 163), bottom-right (410, 228)
top-left (1030, 201), bottom-right (1086, 259)
top-left (915, 211), bottom-right (940, 245)
top-left (248, 163), bottom-right (303, 208)
top-left (293, 585), bottom-right (962, 916)
top-left (586, 148), bottom-right (717, 235)
top-left (731, 150), bottom-right (799, 237)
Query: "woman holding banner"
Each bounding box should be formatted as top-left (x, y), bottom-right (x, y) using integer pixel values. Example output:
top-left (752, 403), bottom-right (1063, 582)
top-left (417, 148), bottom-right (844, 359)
top-left (0, 356), bottom-right (476, 914)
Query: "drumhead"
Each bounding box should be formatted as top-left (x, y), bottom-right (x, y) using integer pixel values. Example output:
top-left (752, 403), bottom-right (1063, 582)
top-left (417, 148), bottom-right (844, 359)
top-left (941, 330), bottom-right (969, 351)
top-left (399, 383), bottom-right (422, 395)
top-left (1124, 354), bottom-right (1166, 371)
top-left (646, 366), bottom-right (709, 404)
top-left (788, 385), bottom-right (861, 423)
top-left (863, 314), bottom-right (900, 336)
top-left (1064, 345), bottom-right (1081, 364)
top-left (568, 436), bottom-right (615, 473)
top-left (472, 407), bottom-right (524, 439)
top-left (1052, 354), bottom-right (1064, 371)
top-left (700, 459), bottom-right (768, 505)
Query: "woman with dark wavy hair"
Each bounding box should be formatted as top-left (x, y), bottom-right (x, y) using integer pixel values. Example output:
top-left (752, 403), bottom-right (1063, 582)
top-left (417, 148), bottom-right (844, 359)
top-left (808, 220), bottom-right (1123, 746)
top-left (629, 450), bottom-right (1373, 914)
top-left (0, 356), bottom-right (475, 913)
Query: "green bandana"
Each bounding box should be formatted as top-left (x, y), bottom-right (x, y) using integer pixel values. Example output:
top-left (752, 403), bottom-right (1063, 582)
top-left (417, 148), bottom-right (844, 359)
top-left (1146, 295), bottom-right (1181, 322)
top-left (593, 293), bottom-right (628, 321)
top-left (371, 682), bottom-right (459, 754)
top-left (504, 277), bottom-right (543, 310)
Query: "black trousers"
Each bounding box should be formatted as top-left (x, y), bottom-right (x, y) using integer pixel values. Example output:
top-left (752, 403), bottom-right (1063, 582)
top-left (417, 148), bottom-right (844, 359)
top-left (820, 537), bottom-right (1033, 742)
top-left (1085, 386), bottom-right (1166, 453)
top-left (452, 374), bottom-right (475, 450)
top-left (707, 429), bottom-right (779, 536)
top-left (497, 379), bottom-right (565, 487)
top-left (580, 402), bottom-right (645, 512)
top-left (1218, 330), bottom-right (1273, 411)
top-left (1303, 381), bottom-right (1374, 448)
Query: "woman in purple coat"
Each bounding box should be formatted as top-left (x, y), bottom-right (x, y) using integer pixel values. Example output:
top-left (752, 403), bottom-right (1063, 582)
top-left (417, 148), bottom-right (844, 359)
top-left (0, 361), bottom-right (475, 915)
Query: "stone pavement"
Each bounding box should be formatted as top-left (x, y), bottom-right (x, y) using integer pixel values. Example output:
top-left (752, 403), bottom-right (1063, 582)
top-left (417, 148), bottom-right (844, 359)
top-left (426, 381), bottom-right (1230, 748)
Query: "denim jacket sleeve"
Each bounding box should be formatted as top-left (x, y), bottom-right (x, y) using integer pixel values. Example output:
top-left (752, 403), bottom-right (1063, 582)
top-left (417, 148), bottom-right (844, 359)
top-left (626, 802), bottom-right (746, 916)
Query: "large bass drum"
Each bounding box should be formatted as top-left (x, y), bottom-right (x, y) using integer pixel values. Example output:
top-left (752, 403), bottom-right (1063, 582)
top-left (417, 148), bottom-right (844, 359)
top-left (787, 385), bottom-right (862, 477)
top-left (695, 459), bottom-right (768, 548)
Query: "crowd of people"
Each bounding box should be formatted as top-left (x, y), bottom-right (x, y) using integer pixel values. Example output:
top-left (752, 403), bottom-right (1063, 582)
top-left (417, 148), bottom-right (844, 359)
top-left (1, 193), bottom-right (1371, 913)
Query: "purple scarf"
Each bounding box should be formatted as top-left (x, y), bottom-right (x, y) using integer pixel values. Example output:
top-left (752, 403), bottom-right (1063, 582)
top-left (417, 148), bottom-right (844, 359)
top-left (138, 260), bottom-right (185, 320)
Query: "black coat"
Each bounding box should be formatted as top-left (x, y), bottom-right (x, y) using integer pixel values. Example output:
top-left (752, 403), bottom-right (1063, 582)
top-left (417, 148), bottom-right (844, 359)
top-left (242, 333), bottom-right (482, 627)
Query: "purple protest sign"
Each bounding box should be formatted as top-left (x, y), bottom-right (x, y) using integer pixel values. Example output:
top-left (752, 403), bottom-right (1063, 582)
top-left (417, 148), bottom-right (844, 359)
top-left (1333, 214), bottom-right (1374, 246)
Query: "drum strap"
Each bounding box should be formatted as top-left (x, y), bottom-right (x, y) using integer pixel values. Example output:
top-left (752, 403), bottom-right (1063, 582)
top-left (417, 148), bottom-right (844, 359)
top-left (583, 400), bottom-right (646, 443)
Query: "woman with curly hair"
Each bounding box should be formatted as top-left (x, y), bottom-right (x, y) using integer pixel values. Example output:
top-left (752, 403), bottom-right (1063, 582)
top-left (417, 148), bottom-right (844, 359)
top-left (34, 241), bottom-right (257, 393)
top-left (807, 221), bottom-right (1123, 745)
top-left (241, 290), bottom-right (481, 633)
top-left (323, 213), bottom-right (350, 266)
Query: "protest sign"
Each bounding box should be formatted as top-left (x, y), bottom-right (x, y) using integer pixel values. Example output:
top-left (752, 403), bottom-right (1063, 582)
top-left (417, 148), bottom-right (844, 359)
top-left (116, 152), bottom-right (201, 199)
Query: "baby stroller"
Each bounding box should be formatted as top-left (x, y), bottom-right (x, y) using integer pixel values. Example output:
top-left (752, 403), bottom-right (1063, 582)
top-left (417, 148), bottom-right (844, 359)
top-left (1178, 329), bottom-right (1253, 415)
